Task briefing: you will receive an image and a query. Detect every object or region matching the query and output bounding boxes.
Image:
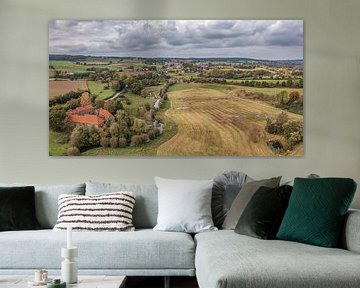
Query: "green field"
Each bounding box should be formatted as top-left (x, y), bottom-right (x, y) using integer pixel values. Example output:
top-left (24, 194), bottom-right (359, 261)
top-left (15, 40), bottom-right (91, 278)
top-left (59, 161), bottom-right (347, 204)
top-left (49, 131), bottom-right (71, 156)
top-left (142, 84), bottom-right (164, 97)
top-left (87, 81), bottom-right (115, 101)
top-left (50, 60), bottom-right (120, 74)
top-left (50, 61), bottom-right (89, 73)
top-left (168, 83), bottom-right (236, 94)
top-left (168, 82), bottom-right (302, 97)
top-left (122, 93), bottom-right (153, 117)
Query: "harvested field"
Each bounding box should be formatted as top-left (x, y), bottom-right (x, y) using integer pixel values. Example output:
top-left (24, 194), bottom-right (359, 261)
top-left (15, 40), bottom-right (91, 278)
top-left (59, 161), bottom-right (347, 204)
top-left (157, 87), bottom-right (303, 156)
top-left (49, 80), bottom-right (88, 98)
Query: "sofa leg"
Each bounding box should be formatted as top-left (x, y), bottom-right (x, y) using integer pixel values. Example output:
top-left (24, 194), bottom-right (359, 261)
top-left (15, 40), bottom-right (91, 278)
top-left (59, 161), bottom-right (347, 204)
top-left (164, 276), bottom-right (170, 288)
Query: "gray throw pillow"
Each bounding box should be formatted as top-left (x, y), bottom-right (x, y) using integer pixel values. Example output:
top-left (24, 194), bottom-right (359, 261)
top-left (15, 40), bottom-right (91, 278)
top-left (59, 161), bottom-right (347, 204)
top-left (153, 177), bottom-right (217, 233)
top-left (222, 176), bottom-right (281, 230)
top-left (212, 171), bottom-right (251, 228)
top-left (0, 183), bottom-right (85, 228)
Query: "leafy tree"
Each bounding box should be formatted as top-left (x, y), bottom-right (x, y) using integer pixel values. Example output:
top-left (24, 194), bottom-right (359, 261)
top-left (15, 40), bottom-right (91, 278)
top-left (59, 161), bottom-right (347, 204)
top-left (69, 125), bottom-right (100, 149)
top-left (109, 122), bottom-right (121, 137)
top-left (276, 91), bottom-right (289, 105)
top-left (104, 99), bottom-right (123, 115)
top-left (96, 100), bottom-right (105, 109)
top-left (118, 137), bottom-right (127, 148)
top-left (109, 137), bottom-right (119, 148)
top-left (49, 108), bottom-right (67, 131)
top-left (289, 91), bottom-right (300, 103)
top-left (80, 92), bottom-right (91, 106)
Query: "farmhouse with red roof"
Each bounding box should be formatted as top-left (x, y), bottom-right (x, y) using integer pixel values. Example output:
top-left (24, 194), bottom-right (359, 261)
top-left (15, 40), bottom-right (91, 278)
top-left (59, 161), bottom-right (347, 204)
top-left (67, 105), bottom-right (114, 127)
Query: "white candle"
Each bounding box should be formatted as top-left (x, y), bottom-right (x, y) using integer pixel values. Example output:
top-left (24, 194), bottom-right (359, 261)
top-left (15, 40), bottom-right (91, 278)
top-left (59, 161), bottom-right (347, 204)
top-left (67, 225), bottom-right (72, 249)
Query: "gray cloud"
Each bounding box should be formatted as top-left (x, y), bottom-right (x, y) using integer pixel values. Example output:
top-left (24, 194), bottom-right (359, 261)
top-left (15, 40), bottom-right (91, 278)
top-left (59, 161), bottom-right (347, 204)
top-left (49, 20), bottom-right (303, 60)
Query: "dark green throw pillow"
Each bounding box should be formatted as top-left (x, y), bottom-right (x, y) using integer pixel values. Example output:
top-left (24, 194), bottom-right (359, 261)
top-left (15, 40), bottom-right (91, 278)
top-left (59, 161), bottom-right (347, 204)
top-left (0, 186), bottom-right (41, 231)
top-left (277, 178), bottom-right (357, 247)
top-left (235, 185), bottom-right (292, 239)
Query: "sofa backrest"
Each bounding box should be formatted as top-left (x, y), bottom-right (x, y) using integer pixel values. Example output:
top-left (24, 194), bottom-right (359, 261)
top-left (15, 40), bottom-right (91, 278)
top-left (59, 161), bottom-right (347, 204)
top-left (86, 181), bottom-right (158, 229)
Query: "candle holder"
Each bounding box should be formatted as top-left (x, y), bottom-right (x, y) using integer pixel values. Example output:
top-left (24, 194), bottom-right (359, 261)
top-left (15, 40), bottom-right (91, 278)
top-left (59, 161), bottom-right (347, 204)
top-left (61, 247), bottom-right (78, 284)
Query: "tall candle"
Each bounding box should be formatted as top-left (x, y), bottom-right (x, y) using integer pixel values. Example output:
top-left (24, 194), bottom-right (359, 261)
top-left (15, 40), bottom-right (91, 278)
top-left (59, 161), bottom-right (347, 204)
top-left (67, 225), bottom-right (72, 249)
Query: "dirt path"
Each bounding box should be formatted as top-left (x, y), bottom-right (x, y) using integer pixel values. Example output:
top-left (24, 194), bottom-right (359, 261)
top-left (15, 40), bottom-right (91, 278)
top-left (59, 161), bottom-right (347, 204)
top-left (156, 87), bottom-right (303, 156)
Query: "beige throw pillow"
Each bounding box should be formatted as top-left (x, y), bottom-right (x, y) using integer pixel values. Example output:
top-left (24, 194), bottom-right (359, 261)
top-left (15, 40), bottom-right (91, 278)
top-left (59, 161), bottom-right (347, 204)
top-left (222, 176), bottom-right (281, 230)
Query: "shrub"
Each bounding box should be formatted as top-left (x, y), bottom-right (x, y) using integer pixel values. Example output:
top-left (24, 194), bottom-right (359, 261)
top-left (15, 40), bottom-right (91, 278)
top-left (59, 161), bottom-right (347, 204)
top-left (289, 91), bottom-right (300, 103)
top-left (67, 146), bottom-right (80, 156)
top-left (132, 118), bottom-right (147, 134)
top-left (109, 137), bottom-right (119, 148)
top-left (276, 112), bottom-right (288, 125)
top-left (138, 106), bottom-right (146, 117)
top-left (118, 137), bottom-right (127, 148)
top-left (100, 137), bottom-right (110, 148)
top-left (66, 98), bottom-right (81, 109)
top-left (148, 129), bottom-right (156, 140)
top-left (96, 100), bottom-right (105, 109)
top-left (140, 133), bottom-right (149, 143)
top-left (131, 135), bottom-right (143, 146)
top-left (282, 120), bottom-right (303, 140)
top-left (249, 126), bottom-right (261, 143)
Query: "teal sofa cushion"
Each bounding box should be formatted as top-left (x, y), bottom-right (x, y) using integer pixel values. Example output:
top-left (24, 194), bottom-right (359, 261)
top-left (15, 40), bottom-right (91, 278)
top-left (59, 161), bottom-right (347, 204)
top-left (277, 178), bottom-right (357, 247)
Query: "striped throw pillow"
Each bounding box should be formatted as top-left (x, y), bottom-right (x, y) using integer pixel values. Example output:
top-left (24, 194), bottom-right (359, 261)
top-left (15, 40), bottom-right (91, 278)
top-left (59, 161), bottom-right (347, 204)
top-left (53, 192), bottom-right (136, 231)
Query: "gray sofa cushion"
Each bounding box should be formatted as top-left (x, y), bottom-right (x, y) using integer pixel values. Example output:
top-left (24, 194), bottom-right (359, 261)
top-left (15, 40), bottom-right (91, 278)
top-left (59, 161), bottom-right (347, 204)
top-left (86, 181), bottom-right (158, 229)
top-left (212, 171), bottom-right (249, 228)
top-left (0, 183), bottom-right (85, 228)
top-left (195, 230), bottom-right (360, 288)
top-left (0, 229), bottom-right (195, 271)
top-left (342, 209), bottom-right (360, 253)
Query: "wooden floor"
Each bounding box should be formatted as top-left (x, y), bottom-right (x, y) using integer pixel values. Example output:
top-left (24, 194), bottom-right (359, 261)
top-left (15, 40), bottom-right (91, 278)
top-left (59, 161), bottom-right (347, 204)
top-left (126, 276), bottom-right (199, 288)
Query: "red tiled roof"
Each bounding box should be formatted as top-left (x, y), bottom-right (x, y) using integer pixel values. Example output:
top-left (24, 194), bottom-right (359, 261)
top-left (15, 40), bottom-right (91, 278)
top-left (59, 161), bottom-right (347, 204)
top-left (98, 108), bottom-right (113, 120)
top-left (68, 104), bottom-right (94, 115)
top-left (68, 114), bottom-right (104, 126)
top-left (66, 105), bottom-right (114, 127)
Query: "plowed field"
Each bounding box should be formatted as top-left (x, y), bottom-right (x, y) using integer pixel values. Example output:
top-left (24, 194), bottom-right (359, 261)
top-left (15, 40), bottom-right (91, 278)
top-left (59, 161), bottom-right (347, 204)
top-left (49, 80), bottom-right (88, 98)
top-left (157, 87), bottom-right (303, 156)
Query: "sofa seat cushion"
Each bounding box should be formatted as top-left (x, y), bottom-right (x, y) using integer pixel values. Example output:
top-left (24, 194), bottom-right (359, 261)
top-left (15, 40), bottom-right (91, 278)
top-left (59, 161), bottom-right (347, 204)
top-left (195, 230), bottom-right (360, 288)
top-left (0, 229), bottom-right (195, 270)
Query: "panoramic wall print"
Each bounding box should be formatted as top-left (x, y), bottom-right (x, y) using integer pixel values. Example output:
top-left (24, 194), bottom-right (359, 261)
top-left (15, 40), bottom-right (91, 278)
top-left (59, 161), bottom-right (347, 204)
top-left (49, 20), bottom-right (303, 157)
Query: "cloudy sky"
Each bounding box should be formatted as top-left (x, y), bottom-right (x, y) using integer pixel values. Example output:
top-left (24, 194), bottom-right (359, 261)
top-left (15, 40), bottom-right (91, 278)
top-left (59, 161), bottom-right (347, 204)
top-left (49, 20), bottom-right (303, 60)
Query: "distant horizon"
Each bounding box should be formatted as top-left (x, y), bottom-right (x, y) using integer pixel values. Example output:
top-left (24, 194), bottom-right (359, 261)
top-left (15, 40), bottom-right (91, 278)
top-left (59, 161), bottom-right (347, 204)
top-left (49, 53), bottom-right (303, 62)
top-left (49, 20), bottom-right (303, 60)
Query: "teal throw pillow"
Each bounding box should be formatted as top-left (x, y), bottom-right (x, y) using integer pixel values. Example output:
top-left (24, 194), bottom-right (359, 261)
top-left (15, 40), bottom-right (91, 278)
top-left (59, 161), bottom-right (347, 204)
top-left (277, 178), bottom-right (357, 247)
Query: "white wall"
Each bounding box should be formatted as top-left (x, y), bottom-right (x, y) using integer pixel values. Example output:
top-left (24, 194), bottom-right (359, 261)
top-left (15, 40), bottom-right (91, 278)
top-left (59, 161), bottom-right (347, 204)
top-left (0, 0), bottom-right (359, 207)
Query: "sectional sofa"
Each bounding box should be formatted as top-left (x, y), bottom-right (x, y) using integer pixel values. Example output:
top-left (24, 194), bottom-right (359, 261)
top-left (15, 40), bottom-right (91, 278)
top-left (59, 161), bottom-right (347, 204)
top-left (0, 181), bottom-right (359, 288)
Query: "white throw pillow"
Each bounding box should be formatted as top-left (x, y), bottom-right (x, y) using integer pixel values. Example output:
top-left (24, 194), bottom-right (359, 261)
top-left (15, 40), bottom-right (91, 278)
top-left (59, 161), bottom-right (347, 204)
top-left (53, 192), bottom-right (135, 232)
top-left (153, 177), bottom-right (217, 233)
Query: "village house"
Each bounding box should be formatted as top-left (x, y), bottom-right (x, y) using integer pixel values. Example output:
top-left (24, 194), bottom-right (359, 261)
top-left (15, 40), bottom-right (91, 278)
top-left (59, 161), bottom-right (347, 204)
top-left (67, 105), bottom-right (114, 127)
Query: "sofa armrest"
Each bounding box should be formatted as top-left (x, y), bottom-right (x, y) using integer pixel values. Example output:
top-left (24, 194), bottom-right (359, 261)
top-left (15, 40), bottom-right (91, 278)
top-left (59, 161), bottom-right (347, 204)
top-left (342, 209), bottom-right (360, 253)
